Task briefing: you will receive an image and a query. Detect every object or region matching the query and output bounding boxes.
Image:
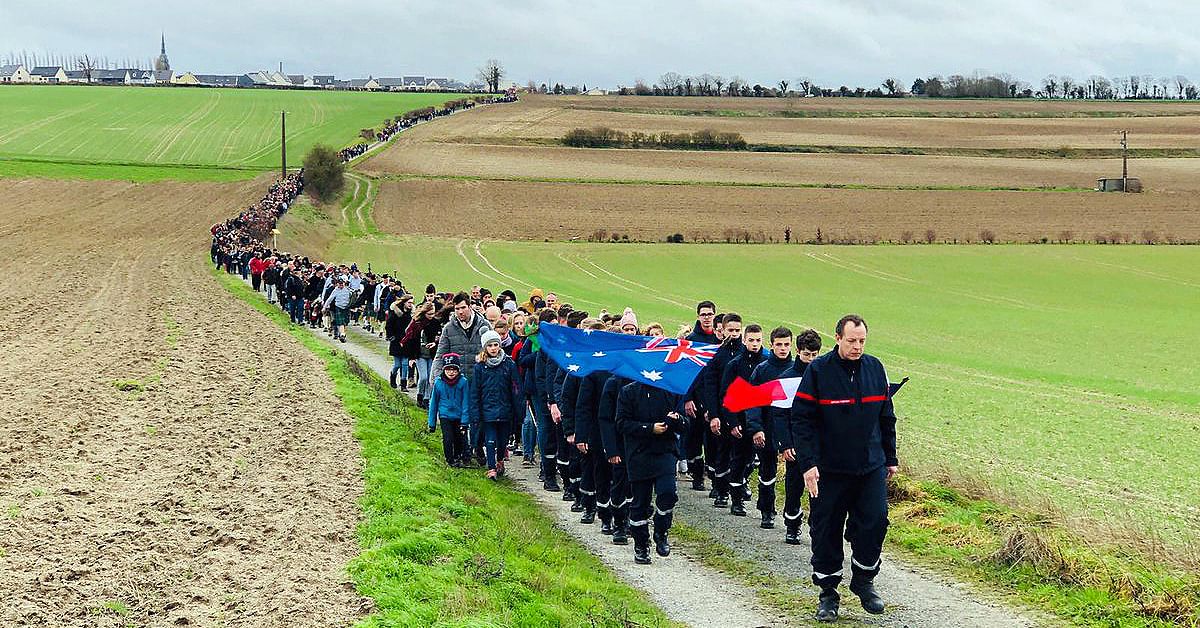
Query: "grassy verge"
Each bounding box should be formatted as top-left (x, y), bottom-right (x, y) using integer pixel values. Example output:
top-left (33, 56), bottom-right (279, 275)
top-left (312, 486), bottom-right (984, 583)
top-left (887, 476), bottom-right (1199, 627)
top-left (211, 267), bottom-right (677, 628)
top-left (566, 105), bottom-right (1200, 119)
top-left (382, 171), bottom-right (1091, 193)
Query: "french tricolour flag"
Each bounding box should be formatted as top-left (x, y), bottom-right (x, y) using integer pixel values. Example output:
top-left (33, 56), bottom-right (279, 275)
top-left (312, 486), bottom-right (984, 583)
top-left (722, 376), bottom-right (805, 413)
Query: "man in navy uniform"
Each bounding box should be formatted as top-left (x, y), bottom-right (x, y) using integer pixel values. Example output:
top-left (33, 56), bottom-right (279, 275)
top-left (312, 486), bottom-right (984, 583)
top-left (793, 314), bottom-right (898, 622)
top-left (617, 380), bottom-right (688, 564)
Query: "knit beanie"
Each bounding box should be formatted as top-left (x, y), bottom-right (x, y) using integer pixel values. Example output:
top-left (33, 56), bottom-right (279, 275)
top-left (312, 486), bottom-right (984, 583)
top-left (502, 300), bottom-right (518, 313)
top-left (481, 329), bottom-right (502, 348)
top-left (618, 307), bottom-right (639, 331)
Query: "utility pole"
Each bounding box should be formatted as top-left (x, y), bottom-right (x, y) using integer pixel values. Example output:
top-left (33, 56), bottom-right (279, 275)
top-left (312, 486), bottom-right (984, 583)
top-left (1120, 129), bottom-right (1128, 191)
top-left (280, 110), bottom-right (287, 179)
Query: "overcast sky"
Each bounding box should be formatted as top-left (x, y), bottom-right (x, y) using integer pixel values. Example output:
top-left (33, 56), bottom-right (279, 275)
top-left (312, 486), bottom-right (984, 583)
top-left (3, 1), bottom-right (1198, 88)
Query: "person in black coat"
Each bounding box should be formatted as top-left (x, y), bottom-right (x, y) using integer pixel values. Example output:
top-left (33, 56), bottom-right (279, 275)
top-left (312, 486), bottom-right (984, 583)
top-left (617, 380), bottom-right (686, 564)
top-left (720, 324), bottom-right (766, 518)
top-left (702, 313), bottom-right (744, 507)
top-left (793, 316), bottom-right (896, 622)
top-left (597, 373), bottom-right (632, 544)
top-left (773, 328), bottom-right (821, 544)
top-left (532, 311), bottom-right (562, 492)
top-left (745, 326), bottom-right (797, 532)
top-left (682, 301), bottom-right (720, 491)
top-left (385, 295), bottom-right (414, 390)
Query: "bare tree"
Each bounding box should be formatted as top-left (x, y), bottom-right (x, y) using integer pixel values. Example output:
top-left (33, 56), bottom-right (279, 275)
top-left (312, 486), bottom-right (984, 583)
top-left (713, 75), bottom-right (725, 96)
top-left (726, 76), bottom-right (744, 96)
top-left (1042, 74), bottom-right (1058, 98)
top-left (658, 71), bottom-right (683, 94)
top-left (78, 54), bottom-right (96, 83)
top-left (476, 58), bottom-right (504, 92)
top-left (1060, 75), bottom-right (1074, 99)
top-left (697, 73), bottom-right (714, 95)
top-left (1176, 75), bottom-right (1190, 100)
top-left (778, 79), bottom-right (789, 95)
top-left (796, 76), bottom-right (813, 96)
top-left (882, 77), bottom-right (900, 95)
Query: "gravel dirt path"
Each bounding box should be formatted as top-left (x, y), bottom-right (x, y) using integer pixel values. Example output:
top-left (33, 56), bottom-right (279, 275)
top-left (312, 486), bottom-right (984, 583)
top-left (0, 178), bottom-right (367, 627)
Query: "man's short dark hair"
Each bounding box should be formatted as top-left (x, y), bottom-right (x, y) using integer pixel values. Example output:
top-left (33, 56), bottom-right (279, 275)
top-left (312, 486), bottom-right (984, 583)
top-left (722, 312), bottom-right (742, 325)
top-left (744, 323), bottom-right (763, 335)
top-left (713, 313), bottom-right (725, 326)
top-left (797, 329), bottom-right (823, 352)
top-left (770, 326), bottom-right (793, 341)
top-left (566, 310), bottom-right (589, 328)
top-left (696, 300), bottom-right (716, 314)
top-left (835, 314), bottom-right (868, 336)
top-left (538, 309), bottom-right (557, 323)
top-left (452, 291), bottom-right (470, 305)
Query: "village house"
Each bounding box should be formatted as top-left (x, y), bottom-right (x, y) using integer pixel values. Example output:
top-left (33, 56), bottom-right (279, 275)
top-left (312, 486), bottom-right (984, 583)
top-left (0, 64), bottom-right (31, 83)
top-left (29, 66), bottom-right (69, 83)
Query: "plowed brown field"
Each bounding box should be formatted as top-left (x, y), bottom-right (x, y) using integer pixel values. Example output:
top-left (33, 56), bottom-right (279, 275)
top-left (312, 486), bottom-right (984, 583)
top-left (0, 178), bottom-right (365, 627)
top-left (362, 95), bottom-right (1200, 243)
top-left (372, 178), bottom-right (1200, 243)
top-left (365, 95), bottom-right (1200, 148)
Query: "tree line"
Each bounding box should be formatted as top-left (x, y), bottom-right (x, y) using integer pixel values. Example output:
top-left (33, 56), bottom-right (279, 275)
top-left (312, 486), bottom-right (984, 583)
top-left (592, 71), bottom-right (1200, 100)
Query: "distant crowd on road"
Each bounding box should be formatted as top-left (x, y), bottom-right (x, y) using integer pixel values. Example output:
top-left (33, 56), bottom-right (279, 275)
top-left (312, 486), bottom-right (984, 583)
top-left (336, 93), bottom-right (518, 163)
top-left (207, 90), bottom-right (900, 622)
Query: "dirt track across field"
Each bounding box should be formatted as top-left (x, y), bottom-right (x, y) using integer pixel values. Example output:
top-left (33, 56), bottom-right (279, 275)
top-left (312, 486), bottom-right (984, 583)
top-left (0, 178), bottom-right (366, 627)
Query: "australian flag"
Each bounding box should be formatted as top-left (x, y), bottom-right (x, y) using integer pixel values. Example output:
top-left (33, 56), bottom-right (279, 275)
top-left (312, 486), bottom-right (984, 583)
top-left (538, 324), bottom-right (719, 395)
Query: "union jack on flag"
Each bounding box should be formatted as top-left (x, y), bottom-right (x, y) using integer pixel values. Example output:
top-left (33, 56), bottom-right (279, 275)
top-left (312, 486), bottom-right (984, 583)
top-left (538, 324), bottom-right (720, 394)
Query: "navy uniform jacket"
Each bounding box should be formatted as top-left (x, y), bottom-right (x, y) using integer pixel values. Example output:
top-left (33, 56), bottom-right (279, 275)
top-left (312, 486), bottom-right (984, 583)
top-left (575, 371), bottom-right (611, 448)
top-left (533, 349), bottom-right (555, 407)
top-left (616, 382), bottom-right (687, 482)
top-left (775, 360), bottom-right (810, 453)
top-left (791, 349), bottom-right (898, 475)
top-left (719, 348), bottom-right (767, 432)
top-left (559, 374), bottom-right (582, 436)
top-left (700, 338), bottom-right (743, 422)
top-left (745, 354), bottom-right (795, 445)
top-left (684, 321), bottom-right (720, 416)
top-left (598, 375), bottom-right (631, 458)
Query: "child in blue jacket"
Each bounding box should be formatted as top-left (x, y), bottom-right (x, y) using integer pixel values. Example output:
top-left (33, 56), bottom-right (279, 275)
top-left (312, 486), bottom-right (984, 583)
top-left (428, 353), bottom-right (470, 466)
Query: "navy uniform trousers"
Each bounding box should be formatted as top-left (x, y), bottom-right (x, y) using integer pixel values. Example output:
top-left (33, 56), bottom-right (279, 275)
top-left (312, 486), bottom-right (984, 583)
top-left (808, 466), bottom-right (888, 589)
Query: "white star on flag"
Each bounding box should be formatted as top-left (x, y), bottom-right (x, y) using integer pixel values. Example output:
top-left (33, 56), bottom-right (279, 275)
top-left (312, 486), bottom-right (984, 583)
top-left (592, 351), bottom-right (606, 357)
top-left (641, 370), bottom-right (663, 381)
top-left (565, 352), bottom-right (572, 358)
top-left (583, 328), bottom-right (595, 334)
top-left (568, 364), bottom-right (581, 372)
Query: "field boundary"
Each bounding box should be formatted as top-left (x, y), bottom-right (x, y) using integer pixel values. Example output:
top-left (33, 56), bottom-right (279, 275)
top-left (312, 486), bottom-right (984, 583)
top-left (565, 103), bottom-right (1200, 119)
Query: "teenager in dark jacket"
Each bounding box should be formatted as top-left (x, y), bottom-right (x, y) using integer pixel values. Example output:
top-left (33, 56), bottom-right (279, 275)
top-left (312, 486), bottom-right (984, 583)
top-left (385, 295), bottom-right (413, 390)
top-left (532, 311), bottom-right (561, 492)
top-left (598, 373), bottom-right (632, 544)
top-left (555, 310), bottom-right (589, 507)
top-left (793, 316), bottom-right (896, 621)
top-left (773, 328), bottom-right (821, 544)
top-left (408, 303), bottom-right (442, 409)
top-left (702, 313), bottom-right (744, 507)
top-left (573, 320), bottom-right (613, 528)
top-left (514, 315), bottom-right (539, 465)
top-left (469, 330), bottom-right (524, 481)
top-left (744, 326), bottom-right (796, 531)
top-left (721, 323), bottom-right (766, 518)
top-left (682, 300), bottom-right (720, 491)
top-left (427, 354), bottom-right (470, 466)
top-left (617, 381), bottom-right (687, 564)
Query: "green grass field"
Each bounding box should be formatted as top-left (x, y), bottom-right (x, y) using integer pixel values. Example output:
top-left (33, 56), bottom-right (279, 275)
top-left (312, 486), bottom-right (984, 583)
top-left (0, 86), bottom-right (468, 180)
top-left (294, 203), bottom-right (1200, 549)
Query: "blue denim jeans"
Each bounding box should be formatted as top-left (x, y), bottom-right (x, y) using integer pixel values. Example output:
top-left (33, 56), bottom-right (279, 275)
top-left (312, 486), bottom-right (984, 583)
top-left (482, 422), bottom-right (503, 470)
top-left (288, 296), bottom-right (304, 323)
top-left (391, 355), bottom-right (409, 381)
top-left (521, 401), bottom-right (538, 460)
top-left (415, 358), bottom-right (432, 398)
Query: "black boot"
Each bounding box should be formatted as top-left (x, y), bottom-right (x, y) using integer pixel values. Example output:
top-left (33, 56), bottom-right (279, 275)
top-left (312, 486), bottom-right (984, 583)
top-left (612, 522), bottom-right (629, 545)
top-left (691, 476), bottom-right (706, 491)
top-left (599, 508), bottom-right (613, 535)
top-left (707, 487), bottom-right (720, 499)
top-left (544, 476), bottom-right (561, 492)
top-left (653, 532), bottom-right (671, 557)
top-left (632, 526), bottom-right (652, 564)
top-left (713, 492), bottom-right (729, 508)
top-left (760, 512), bottom-right (775, 529)
top-left (580, 508), bottom-right (596, 524)
top-left (389, 372), bottom-right (398, 389)
top-left (570, 495), bottom-right (585, 513)
top-left (730, 496), bottom-right (747, 517)
top-left (850, 578), bottom-right (885, 615)
top-left (785, 524), bottom-right (801, 545)
top-left (399, 379), bottom-right (408, 392)
top-left (815, 588), bottom-right (840, 622)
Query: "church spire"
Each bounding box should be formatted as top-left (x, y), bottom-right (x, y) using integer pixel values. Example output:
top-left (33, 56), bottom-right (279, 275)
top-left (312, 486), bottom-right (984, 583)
top-left (161, 32), bottom-right (166, 55)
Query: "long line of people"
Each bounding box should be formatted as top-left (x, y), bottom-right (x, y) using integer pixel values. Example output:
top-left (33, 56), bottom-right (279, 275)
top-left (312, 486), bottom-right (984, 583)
top-left (209, 94), bottom-right (898, 622)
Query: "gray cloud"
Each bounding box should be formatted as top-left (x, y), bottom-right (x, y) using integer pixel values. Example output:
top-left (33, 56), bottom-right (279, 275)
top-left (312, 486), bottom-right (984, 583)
top-left (2, 0), bottom-right (1198, 88)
